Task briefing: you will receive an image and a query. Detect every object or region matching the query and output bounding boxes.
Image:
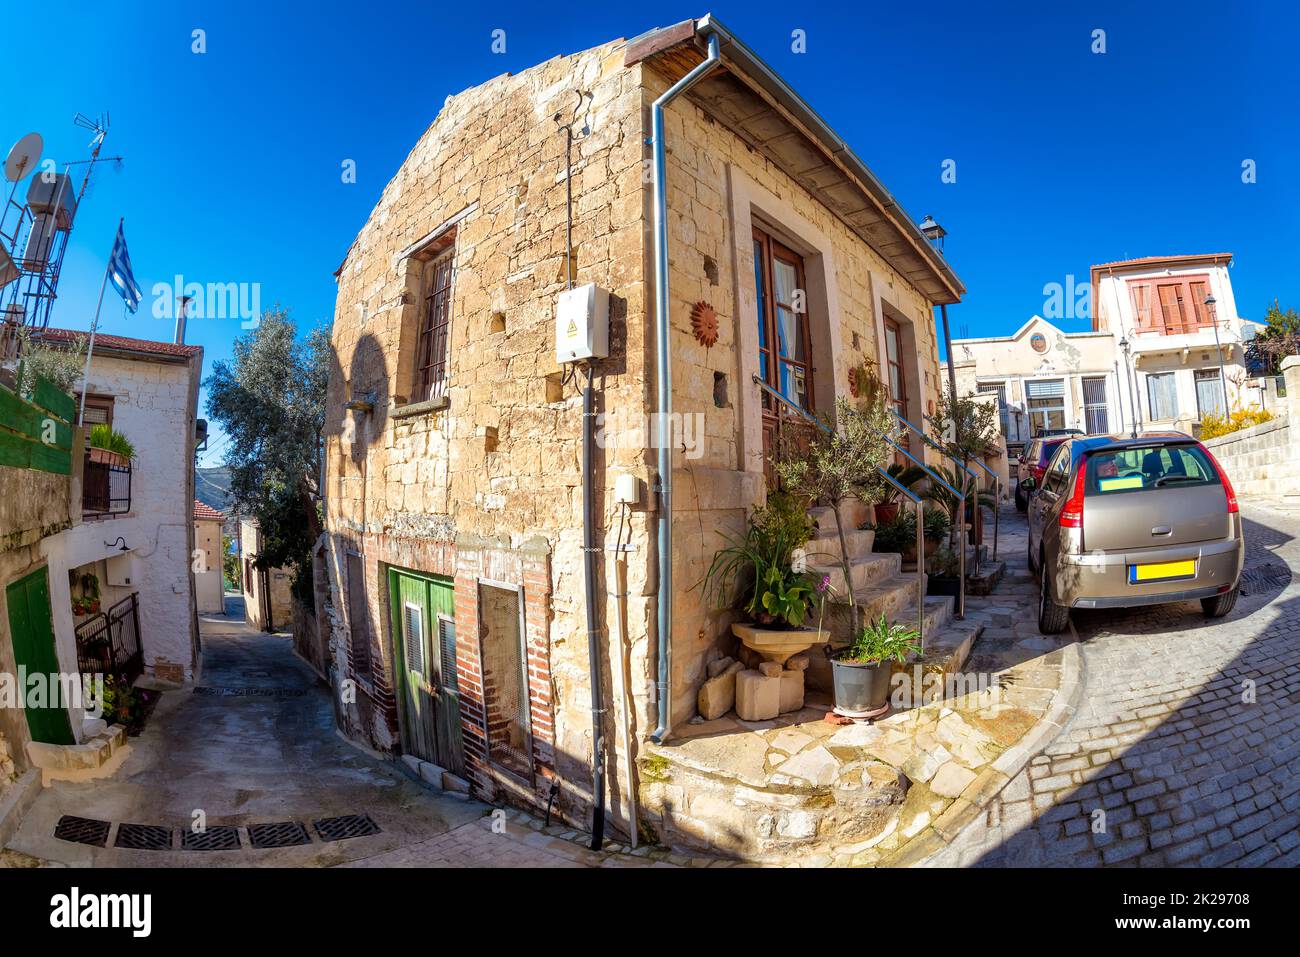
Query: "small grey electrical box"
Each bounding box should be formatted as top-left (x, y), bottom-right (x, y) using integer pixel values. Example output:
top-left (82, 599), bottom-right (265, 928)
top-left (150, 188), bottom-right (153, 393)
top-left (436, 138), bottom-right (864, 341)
top-left (555, 283), bottom-right (609, 363)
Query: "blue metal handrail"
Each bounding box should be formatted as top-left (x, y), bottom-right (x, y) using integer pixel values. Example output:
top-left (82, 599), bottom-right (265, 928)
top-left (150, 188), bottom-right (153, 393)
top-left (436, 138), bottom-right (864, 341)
top-left (920, 411), bottom-right (1002, 564)
top-left (752, 375), bottom-right (928, 648)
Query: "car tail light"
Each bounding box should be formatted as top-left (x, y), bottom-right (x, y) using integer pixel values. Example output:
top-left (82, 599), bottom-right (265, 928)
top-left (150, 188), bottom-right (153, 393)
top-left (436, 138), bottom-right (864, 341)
top-left (1032, 464), bottom-right (1047, 483)
top-left (1200, 443), bottom-right (1239, 513)
top-left (1059, 460), bottom-right (1087, 528)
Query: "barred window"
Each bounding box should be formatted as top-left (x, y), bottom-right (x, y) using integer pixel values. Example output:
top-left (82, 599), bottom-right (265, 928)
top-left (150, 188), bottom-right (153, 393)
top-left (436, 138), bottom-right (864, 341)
top-left (413, 251), bottom-right (455, 403)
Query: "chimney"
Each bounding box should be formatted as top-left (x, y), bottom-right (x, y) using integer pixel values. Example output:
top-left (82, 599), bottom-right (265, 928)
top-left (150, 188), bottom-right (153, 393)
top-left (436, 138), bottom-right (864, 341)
top-left (175, 295), bottom-right (193, 345)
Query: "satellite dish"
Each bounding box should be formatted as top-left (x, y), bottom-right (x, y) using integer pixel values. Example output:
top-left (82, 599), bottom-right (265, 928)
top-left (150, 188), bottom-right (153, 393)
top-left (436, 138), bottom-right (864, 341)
top-left (4, 132), bottom-right (43, 183)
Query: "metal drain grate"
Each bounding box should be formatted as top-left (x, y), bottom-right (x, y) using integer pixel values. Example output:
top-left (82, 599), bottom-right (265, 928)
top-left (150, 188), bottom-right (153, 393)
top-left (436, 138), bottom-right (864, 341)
top-left (180, 825), bottom-right (242, 851)
top-left (115, 823), bottom-right (173, 850)
top-left (313, 814), bottom-right (381, 842)
top-left (54, 815), bottom-right (111, 847)
top-left (248, 821), bottom-right (312, 848)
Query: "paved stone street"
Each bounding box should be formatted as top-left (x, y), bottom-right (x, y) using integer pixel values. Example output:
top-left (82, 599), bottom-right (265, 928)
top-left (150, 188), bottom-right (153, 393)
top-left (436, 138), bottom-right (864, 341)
top-left (3, 597), bottom-right (674, 868)
top-left (925, 501), bottom-right (1300, 867)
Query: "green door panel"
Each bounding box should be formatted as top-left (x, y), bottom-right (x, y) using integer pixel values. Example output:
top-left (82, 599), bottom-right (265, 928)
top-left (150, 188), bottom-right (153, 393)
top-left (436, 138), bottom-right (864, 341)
top-left (387, 567), bottom-right (464, 775)
top-left (6, 568), bottom-right (75, 745)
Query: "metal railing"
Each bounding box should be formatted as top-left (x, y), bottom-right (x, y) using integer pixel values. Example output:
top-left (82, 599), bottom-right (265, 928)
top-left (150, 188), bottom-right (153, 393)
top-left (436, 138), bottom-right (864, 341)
top-left (83, 450), bottom-right (131, 517)
top-left (751, 375), bottom-right (933, 649)
top-left (74, 592), bottom-right (143, 685)
top-left (915, 410), bottom-right (1002, 564)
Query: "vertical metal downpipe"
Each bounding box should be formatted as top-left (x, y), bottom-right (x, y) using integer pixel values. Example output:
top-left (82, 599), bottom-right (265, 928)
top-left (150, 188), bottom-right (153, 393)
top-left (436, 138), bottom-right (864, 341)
top-left (582, 362), bottom-right (605, 849)
top-left (650, 30), bottom-right (722, 745)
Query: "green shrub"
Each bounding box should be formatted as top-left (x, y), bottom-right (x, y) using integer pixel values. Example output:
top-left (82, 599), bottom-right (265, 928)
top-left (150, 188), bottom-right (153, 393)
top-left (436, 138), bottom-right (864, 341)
top-left (88, 423), bottom-right (136, 460)
top-left (842, 614), bottom-right (922, 665)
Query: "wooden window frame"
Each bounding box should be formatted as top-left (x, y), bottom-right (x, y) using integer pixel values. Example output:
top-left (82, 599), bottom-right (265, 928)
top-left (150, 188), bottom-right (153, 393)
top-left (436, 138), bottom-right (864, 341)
top-left (752, 225), bottom-right (815, 413)
top-left (81, 395), bottom-right (114, 437)
top-left (412, 244), bottom-right (456, 404)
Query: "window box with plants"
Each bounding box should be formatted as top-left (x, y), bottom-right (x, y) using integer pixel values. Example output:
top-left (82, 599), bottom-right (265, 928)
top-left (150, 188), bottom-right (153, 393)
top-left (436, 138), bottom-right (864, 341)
top-left (86, 424), bottom-right (135, 467)
top-left (71, 572), bottom-right (102, 617)
top-left (828, 613), bottom-right (922, 718)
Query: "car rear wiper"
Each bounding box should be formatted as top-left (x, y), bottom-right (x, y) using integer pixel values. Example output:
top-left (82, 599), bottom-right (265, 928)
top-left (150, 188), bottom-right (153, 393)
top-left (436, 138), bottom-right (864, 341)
top-left (1153, 475), bottom-right (1201, 486)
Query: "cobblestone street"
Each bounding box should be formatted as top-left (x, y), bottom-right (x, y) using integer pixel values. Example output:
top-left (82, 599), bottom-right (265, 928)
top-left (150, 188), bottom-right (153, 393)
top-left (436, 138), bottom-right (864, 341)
top-left (925, 502), bottom-right (1300, 867)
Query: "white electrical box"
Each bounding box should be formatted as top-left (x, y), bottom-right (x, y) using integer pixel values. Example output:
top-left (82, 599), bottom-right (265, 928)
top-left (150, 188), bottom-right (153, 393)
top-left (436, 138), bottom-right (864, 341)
top-left (555, 283), bottom-right (609, 364)
top-left (106, 553), bottom-right (138, 588)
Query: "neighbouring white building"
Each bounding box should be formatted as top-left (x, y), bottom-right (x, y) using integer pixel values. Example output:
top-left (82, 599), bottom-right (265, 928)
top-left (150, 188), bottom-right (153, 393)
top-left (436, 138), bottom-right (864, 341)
top-left (1091, 253), bottom-right (1249, 434)
top-left (948, 315), bottom-right (1125, 452)
top-left (37, 328), bottom-right (205, 710)
top-left (948, 253), bottom-right (1255, 450)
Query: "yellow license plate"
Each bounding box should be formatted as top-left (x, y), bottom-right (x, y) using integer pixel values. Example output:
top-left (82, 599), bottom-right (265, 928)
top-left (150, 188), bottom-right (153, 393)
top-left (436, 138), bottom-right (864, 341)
top-left (1129, 560), bottom-right (1196, 584)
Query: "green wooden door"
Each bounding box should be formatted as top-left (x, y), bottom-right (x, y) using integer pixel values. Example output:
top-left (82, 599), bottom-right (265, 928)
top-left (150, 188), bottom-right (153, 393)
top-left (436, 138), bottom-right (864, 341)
top-left (6, 568), bottom-right (75, 745)
top-left (388, 568), bottom-right (464, 775)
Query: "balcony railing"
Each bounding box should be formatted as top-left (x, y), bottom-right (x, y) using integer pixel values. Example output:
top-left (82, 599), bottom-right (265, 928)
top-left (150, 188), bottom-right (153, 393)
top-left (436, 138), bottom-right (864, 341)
top-left (75, 592), bottom-right (144, 685)
top-left (83, 450), bottom-right (131, 517)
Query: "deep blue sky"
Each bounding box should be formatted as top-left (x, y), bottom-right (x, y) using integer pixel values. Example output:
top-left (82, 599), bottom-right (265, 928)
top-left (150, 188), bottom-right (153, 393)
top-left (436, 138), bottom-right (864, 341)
top-left (6, 1), bottom-right (1296, 467)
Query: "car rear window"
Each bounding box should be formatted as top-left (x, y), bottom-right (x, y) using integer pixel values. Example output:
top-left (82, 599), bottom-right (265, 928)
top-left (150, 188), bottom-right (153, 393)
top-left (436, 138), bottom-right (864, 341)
top-left (1084, 444), bottom-right (1220, 496)
top-left (1038, 439), bottom-right (1065, 465)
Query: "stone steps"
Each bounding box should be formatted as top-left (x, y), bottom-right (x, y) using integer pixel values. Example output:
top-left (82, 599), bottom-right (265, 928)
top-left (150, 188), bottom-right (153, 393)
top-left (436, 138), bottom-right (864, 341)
top-left (807, 551), bottom-right (898, 595)
top-left (804, 527), bottom-right (875, 565)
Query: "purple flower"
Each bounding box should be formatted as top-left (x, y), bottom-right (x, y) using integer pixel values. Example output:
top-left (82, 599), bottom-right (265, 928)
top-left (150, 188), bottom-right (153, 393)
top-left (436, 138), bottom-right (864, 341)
top-left (817, 574), bottom-right (831, 593)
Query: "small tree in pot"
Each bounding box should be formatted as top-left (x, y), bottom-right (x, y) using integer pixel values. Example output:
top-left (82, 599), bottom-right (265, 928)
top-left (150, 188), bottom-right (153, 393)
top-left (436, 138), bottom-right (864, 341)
top-left (774, 396), bottom-right (899, 631)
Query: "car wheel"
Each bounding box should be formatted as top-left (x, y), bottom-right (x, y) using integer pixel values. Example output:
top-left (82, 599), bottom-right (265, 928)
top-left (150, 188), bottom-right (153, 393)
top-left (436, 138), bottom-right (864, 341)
top-left (1038, 554), bottom-right (1070, 634)
top-left (1015, 483), bottom-right (1028, 512)
top-left (1201, 585), bottom-right (1240, 619)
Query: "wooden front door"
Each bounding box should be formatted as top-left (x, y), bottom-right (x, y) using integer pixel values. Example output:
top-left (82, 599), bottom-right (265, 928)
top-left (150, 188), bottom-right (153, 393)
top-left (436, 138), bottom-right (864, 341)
top-left (6, 568), bottom-right (74, 745)
top-left (753, 226), bottom-right (815, 481)
top-left (388, 568), bottom-right (464, 774)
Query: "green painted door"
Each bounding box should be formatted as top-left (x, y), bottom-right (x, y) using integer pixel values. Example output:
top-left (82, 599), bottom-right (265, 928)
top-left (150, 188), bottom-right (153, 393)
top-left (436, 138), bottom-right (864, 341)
top-left (6, 568), bottom-right (75, 745)
top-left (388, 568), bottom-right (464, 775)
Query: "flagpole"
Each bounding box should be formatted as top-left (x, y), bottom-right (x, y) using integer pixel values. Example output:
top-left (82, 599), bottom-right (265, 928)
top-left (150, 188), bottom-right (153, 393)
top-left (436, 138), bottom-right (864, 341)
top-left (78, 217), bottom-right (121, 426)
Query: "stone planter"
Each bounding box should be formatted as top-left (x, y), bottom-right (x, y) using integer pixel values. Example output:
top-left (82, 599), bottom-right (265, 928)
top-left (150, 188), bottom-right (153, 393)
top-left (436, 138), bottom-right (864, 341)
top-left (731, 621), bottom-right (829, 666)
top-left (829, 652), bottom-right (892, 717)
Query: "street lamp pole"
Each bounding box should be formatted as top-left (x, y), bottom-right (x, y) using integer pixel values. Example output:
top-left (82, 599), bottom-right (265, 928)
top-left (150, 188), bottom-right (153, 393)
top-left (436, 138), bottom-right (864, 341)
top-left (1205, 295), bottom-right (1232, 416)
top-left (919, 215), bottom-right (960, 412)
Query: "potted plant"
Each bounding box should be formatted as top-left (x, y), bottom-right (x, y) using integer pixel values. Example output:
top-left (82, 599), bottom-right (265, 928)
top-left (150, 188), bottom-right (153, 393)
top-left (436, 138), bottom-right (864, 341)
top-left (926, 545), bottom-right (962, 596)
top-left (922, 507), bottom-right (951, 557)
top-left (87, 424), bottom-right (136, 466)
top-left (71, 597), bottom-right (87, 616)
top-left (699, 490), bottom-right (818, 628)
top-left (829, 613), bottom-right (922, 716)
top-left (78, 572), bottom-right (102, 614)
top-left (871, 462), bottom-right (926, 526)
top-left (872, 510), bottom-right (916, 557)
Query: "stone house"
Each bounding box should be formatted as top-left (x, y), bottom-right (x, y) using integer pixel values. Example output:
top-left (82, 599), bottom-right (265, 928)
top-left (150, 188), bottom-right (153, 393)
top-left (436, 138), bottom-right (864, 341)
top-left (318, 15), bottom-right (962, 838)
top-left (193, 500), bottom-right (226, 614)
top-left (239, 518), bottom-right (293, 631)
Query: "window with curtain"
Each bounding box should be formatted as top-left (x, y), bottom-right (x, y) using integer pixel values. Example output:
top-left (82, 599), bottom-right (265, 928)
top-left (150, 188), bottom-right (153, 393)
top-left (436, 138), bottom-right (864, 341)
top-left (1146, 372), bottom-right (1179, 420)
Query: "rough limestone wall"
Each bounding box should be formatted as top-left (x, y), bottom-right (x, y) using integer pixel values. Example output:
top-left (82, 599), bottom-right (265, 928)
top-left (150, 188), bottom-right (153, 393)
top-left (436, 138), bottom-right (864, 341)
top-left (323, 39), bottom-right (656, 826)
top-left (647, 64), bottom-right (944, 729)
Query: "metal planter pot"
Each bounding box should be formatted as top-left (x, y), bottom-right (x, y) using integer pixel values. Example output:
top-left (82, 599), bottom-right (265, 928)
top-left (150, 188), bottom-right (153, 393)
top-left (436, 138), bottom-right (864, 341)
top-left (828, 653), bottom-right (892, 717)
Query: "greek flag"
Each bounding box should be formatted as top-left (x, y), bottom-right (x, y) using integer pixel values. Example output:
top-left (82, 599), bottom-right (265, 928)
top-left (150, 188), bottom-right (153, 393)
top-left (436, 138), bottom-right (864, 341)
top-left (108, 223), bottom-right (143, 313)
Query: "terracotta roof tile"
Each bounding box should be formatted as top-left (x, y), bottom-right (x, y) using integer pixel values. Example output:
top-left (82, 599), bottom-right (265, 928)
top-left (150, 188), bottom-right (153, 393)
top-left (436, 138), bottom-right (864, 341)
top-left (193, 500), bottom-right (225, 522)
top-left (38, 327), bottom-right (204, 358)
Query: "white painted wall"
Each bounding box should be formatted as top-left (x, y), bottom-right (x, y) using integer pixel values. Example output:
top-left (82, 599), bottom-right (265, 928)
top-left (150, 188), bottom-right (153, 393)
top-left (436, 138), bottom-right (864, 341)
top-left (41, 350), bottom-right (201, 736)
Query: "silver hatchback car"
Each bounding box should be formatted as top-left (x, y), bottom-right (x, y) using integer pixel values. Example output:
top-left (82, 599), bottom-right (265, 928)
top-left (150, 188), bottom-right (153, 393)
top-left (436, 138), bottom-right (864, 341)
top-left (1025, 433), bottom-right (1244, 634)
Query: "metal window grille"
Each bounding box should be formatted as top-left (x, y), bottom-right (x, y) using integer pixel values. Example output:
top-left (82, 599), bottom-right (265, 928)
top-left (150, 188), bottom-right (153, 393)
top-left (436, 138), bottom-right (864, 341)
top-left (1082, 376), bottom-right (1109, 434)
top-left (414, 252), bottom-right (455, 402)
top-left (1194, 368), bottom-right (1226, 418)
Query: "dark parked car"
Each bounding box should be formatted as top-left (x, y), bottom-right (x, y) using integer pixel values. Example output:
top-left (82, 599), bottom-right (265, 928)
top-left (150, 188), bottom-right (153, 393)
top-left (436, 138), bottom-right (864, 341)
top-left (1014, 437), bottom-right (1069, 511)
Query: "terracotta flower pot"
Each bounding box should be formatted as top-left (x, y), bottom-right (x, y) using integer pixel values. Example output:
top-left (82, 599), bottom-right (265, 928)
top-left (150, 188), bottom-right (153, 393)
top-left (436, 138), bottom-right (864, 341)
top-left (874, 502), bottom-right (900, 526)
top-left (88, 447), bottom-right (129, 468)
